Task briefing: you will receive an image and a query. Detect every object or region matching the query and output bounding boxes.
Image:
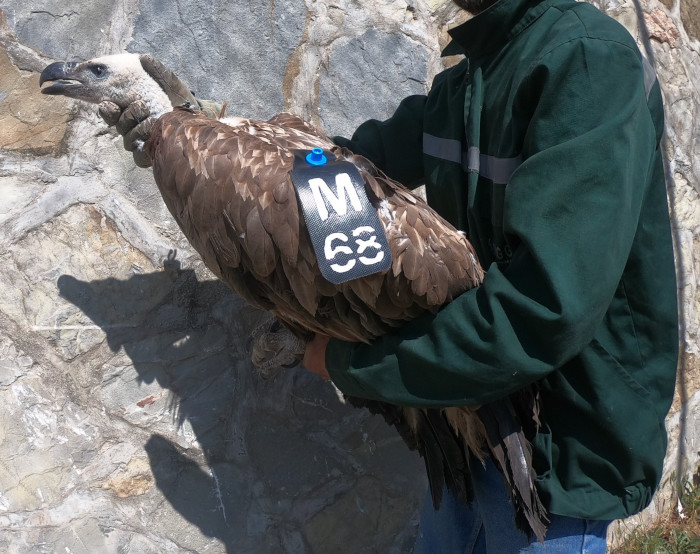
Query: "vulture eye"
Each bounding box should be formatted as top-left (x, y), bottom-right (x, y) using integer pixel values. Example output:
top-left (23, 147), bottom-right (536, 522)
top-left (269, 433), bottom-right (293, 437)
top-left (90, 64), bottom-right (107, 78)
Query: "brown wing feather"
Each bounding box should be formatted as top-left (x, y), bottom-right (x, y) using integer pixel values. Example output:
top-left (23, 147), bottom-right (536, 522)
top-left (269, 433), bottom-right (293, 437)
top-left (265, 112), bottom-right (330, 142)
top-left (145, 106), bottom-right (545, 541)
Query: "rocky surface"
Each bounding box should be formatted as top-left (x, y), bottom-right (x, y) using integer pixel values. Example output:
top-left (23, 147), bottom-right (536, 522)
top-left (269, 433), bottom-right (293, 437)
top-left (0, 0), bottom-right (698, 552)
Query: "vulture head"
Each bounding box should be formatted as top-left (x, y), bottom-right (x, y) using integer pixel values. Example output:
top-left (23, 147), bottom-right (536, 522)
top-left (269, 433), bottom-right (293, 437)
top-left (40, 53), bottom-right (174, 117)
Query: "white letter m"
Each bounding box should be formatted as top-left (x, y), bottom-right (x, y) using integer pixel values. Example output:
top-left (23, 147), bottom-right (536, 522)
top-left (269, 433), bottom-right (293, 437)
top-left (308, 173), bottom-right (363, 222)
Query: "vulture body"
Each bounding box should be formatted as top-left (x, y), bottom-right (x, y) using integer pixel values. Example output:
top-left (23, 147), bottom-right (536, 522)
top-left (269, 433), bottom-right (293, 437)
top-left (40, 54), bottom-right (547, 540)
top-left (148, 108), bottom-right (479, 340)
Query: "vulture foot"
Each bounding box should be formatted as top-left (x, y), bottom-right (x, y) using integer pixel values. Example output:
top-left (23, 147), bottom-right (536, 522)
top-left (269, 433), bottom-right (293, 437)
top-left (247, 315), bottom-right (307, 378)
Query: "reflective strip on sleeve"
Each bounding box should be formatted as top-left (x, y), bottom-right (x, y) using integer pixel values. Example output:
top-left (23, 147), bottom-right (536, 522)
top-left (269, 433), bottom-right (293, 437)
top-left (475, 152), bottom-right (523, 184)
top-left (423, 133), bottom-right (523, 184)
top-left (422, 133), bottom-right (462, 164)
top-left (466, 146), bottom-right (480, 173)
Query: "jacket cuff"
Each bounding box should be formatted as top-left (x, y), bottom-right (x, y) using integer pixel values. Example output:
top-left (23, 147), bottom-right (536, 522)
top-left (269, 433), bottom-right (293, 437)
top-left (325, 338), bottom-right (366, 397)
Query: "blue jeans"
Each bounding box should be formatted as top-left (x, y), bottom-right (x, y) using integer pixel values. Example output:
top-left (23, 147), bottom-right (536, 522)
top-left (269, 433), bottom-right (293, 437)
top-left (414, 459), bottom-right (610, 553)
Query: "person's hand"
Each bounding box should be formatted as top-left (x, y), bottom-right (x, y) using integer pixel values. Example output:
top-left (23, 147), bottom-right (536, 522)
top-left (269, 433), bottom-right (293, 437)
top-left (302, 334), bottom-right (331, 380)
top-left (98, 55), bottom-right (226, 168)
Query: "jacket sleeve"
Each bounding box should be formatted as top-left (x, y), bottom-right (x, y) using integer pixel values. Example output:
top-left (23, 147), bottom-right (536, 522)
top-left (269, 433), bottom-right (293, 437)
top-left (326, 37), bottom-right (663, 408)
top-left (333, 94), bottom-right (427, 188)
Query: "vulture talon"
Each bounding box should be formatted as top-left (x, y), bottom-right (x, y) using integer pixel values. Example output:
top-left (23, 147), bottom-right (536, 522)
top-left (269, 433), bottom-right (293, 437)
top-left (248, 315), bottom-right (307, 376)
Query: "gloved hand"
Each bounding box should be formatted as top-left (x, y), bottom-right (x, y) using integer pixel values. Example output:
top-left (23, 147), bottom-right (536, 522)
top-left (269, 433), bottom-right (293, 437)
top-left (98, 55), bottom-right (226, 168)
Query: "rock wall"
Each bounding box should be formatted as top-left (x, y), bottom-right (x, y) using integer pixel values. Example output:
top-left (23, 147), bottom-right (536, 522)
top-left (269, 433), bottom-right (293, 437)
top-left (0, 0), bottom-right (698, 552)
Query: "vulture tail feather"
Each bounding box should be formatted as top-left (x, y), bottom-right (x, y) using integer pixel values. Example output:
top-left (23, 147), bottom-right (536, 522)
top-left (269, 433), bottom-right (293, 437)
top-left (345, 397), bottom-right (472, 510)
top-left (421, 408), bottom-right (471, 508)
top-left (477, 394), bottom-right (548, 543)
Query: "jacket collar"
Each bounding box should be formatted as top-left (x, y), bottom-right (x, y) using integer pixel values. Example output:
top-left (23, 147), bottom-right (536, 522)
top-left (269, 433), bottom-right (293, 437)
top-left (442, 0), bottom-right (554, 59)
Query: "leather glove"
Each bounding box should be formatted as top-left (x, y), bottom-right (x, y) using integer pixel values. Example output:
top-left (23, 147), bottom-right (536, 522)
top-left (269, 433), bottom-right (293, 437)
top-left (98, 55), bottom-right (226, 168)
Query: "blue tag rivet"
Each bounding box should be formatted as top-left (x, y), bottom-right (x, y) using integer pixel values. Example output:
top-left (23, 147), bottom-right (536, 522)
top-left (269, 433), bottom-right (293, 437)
top-left (306, 148), bottom-right (328, 166)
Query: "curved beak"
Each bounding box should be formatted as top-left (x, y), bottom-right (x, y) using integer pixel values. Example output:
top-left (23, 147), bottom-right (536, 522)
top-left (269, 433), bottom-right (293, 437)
top-left (40, 61), bottom-right (82, 95)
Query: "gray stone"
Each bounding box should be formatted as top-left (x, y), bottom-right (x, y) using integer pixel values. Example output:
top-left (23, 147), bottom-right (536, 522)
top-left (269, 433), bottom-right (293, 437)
top-left (0, 0), bottom-right (117, 59)
top-left (680, 0), bottom-right (700, 41)
top-left (303, 475), bottom-right (419, 554)
top-left (129, 0), bottom-right (308, 119)
top-left (319, 28), bottom-right (430, 137)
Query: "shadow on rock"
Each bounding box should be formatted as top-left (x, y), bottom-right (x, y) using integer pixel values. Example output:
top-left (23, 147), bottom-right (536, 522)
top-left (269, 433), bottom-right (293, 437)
top-left (57, 254), bottom-right (276, 550)
top-left (144, 433), bottom-right (247, 541)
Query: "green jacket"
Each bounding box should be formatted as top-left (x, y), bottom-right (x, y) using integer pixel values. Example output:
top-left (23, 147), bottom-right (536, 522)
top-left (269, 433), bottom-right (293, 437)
top-left (330, 0), bottom-right (678, 521)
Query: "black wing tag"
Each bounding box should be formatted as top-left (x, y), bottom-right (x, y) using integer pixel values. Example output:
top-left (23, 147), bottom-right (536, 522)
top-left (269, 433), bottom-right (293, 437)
top-left (290, 148), bottom-right (392, 285)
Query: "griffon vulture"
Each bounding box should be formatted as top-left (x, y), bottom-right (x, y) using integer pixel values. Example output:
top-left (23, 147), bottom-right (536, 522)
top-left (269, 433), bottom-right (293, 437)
top-left (40, 53), bottom-right (547, 540)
